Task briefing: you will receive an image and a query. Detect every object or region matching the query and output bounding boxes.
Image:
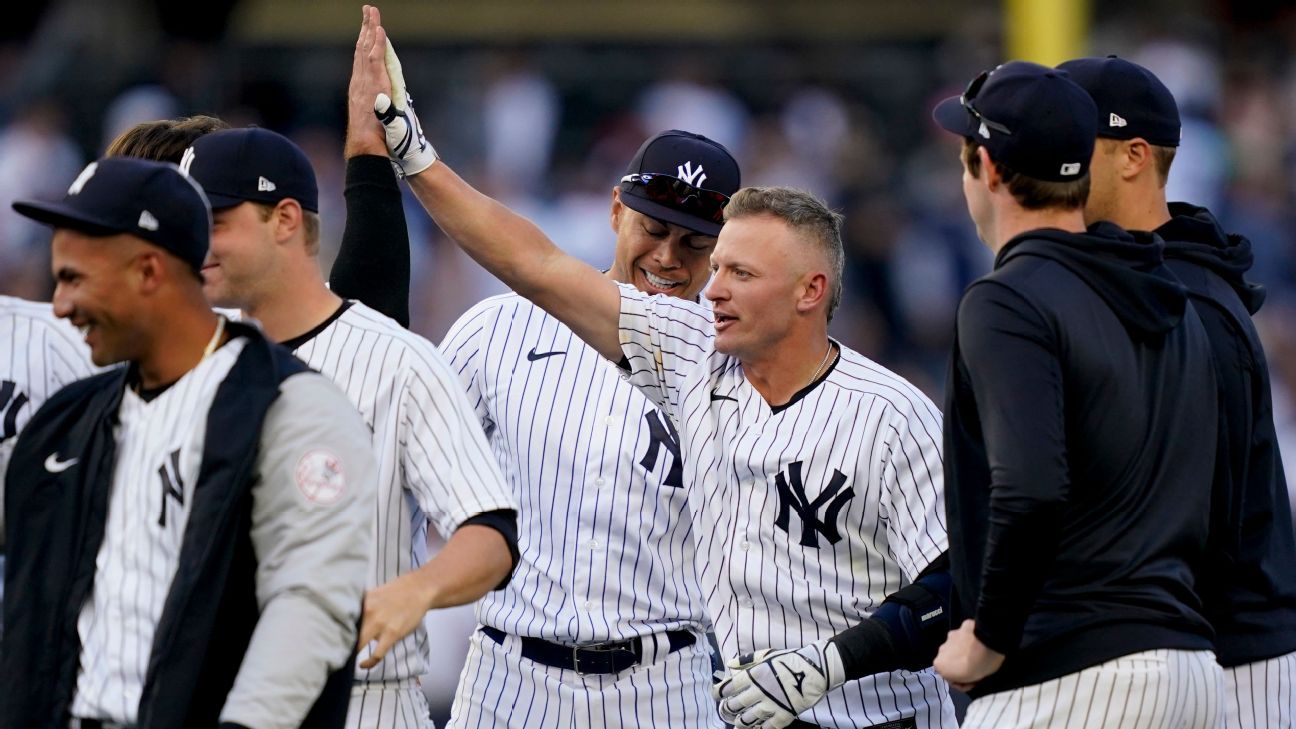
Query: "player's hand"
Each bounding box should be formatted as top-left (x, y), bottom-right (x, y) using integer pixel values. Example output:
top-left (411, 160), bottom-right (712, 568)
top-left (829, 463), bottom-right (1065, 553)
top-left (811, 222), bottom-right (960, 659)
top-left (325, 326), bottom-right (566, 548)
top-left (357, 570), bottom-right (432, 669)
top-left (934, 619), bottom-right (1004, 692)
top-left (712, 640), bottom-right (845, 728)
top-left (345, 5), bottom-right (390, 158)
top-left (368, 19), bottom-right (438, 177)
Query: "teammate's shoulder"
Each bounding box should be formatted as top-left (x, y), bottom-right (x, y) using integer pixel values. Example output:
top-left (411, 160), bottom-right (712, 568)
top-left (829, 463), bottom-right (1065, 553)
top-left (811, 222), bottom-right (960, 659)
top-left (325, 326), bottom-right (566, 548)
top-left (451, 292), bottom-right (537, 325)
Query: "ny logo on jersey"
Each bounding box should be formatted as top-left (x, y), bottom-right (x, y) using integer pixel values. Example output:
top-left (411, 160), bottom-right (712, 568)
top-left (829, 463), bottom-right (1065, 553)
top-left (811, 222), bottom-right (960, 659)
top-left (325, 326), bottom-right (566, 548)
top-left (773, 461), bottom-right (854, 548)
top-left (0, 380), bottom-right (29, 443)
top-left (639, 410), bottom-right (683, 488)
top-left (157, 448), bottom-right (185, 528)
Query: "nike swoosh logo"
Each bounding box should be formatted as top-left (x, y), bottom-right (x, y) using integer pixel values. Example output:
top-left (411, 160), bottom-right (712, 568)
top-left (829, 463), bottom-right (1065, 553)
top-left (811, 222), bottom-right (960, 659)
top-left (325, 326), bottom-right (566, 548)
top-left (526, 347), bottom-right (565, 362)
top-left (710, 389), bottom-right (737, 403)
top-left (44, 453), bottom-right (78, 473)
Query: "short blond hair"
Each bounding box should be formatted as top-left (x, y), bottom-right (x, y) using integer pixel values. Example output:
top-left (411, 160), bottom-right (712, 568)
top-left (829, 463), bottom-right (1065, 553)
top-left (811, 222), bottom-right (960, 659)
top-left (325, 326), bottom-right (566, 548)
top-left (723, 186), bottom-right (845, 321)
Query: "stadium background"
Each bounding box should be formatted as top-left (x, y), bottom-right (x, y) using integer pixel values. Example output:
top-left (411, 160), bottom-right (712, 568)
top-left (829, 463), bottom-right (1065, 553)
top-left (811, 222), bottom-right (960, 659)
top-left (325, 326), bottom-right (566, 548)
top-left (0, 0), bottom-right (1293, 721)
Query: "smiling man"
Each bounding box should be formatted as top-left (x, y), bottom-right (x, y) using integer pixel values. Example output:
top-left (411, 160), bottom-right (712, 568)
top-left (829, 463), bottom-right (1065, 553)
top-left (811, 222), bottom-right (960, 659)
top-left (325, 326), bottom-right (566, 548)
top-left (365, 13), bottom-right (956, 727)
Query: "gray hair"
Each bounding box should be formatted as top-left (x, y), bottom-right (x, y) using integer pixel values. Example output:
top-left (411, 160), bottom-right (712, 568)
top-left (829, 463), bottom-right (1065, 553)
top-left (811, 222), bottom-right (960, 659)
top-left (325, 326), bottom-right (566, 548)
top-left (723, 186), bottom-right (845, 321)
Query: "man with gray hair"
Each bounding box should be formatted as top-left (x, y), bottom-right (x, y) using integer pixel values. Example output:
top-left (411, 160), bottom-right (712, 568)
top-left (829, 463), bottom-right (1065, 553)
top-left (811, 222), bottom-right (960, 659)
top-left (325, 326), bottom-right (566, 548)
top-left (363, 12), bottom-right (957, 727)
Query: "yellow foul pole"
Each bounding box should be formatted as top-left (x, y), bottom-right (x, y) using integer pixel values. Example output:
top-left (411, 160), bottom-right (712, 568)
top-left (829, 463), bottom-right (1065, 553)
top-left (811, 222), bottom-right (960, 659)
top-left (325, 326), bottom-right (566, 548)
top-left (1005, 0), bottom-right (1090, 66)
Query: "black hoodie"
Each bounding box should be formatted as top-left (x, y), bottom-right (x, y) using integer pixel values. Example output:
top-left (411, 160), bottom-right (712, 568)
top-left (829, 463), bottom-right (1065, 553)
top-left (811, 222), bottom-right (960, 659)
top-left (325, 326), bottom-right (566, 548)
top-left (945, 222), bottom-right (1218, 697)
top-left (1158, 203), bottom-right (1296, 667)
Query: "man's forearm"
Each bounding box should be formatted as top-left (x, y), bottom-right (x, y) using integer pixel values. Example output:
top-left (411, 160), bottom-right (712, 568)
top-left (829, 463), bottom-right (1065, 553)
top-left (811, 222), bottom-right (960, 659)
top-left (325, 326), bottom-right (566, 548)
top-left (421, 524), bottom-right (514, 609)
top-left (404, 163), bottom-right (624, 360)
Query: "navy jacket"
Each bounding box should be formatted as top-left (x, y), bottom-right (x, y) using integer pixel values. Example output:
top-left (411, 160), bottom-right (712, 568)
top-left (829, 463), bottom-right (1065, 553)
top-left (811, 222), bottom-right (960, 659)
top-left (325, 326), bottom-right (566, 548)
top-left (1160, 203), bottom-right (1296, 667)
top-left (945, 223), bottom-right (1218, 696)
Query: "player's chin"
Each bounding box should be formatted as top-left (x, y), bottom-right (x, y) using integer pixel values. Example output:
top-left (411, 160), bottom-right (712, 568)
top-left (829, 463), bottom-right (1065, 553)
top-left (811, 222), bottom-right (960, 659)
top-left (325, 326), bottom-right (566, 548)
top-left (712, 327), bottom-right (742, 356)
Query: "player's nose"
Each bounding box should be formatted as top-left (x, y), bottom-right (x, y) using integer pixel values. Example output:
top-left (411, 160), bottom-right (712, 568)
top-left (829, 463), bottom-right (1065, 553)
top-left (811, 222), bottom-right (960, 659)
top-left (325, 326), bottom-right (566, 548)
top-left (51, 286), bottom-right (75, 319)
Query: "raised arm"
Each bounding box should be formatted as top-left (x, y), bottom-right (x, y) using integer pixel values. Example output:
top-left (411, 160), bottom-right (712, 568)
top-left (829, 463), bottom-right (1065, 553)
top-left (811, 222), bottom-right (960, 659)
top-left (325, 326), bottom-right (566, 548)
top-left (360, 5), bottom-right (623, 361)
top-left (328, 5), bottom-right (412, 327)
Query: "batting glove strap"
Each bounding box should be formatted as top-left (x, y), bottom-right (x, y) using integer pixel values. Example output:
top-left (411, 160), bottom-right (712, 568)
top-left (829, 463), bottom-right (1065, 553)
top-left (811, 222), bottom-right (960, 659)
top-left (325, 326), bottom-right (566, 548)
top-left (713, 640), bottom-right (846, 728)
top-left (374, 91), bottom-right (438, 178)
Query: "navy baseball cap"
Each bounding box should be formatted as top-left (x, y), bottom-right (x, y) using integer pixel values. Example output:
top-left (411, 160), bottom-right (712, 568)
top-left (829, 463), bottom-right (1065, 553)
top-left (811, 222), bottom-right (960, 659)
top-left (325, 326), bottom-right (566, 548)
top-left (13, 157), bottom-right (211, 272)
top-left (933, 61), bottom-right (1098, 182)
top-left (619, 130), bottom-right (740, 237)
top-left (1057, 56), bottom-right (1181, 147)
top-left (183, 127), bottom-right (319, 212)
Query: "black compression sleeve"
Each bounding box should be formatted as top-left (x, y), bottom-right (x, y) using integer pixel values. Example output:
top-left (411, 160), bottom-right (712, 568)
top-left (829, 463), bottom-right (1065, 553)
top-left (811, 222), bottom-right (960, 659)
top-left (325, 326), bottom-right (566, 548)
top-left (329, 155), bottom-right (411, 328)
top-left (459, 508), bottom-right (520, 590)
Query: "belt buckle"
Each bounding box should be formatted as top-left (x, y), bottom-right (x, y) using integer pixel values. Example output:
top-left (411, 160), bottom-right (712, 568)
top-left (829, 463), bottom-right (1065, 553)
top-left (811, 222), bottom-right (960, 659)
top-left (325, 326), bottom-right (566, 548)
top-left (572, 638), bottom-right (634, 675)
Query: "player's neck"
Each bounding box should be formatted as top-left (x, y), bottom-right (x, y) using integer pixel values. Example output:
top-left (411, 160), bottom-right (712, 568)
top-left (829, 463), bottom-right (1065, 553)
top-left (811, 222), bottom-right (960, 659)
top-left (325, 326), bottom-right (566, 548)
top-left (990, 204), bottom-right (1087, 255)
top-left (242, 266), bottom-right (342, 343)
top-left (1111, 189), bottom-right (1173, 234)
top-left (741, 326), bottom-right (834, 407)
top-left (137, 300), bottom-right (224, 390)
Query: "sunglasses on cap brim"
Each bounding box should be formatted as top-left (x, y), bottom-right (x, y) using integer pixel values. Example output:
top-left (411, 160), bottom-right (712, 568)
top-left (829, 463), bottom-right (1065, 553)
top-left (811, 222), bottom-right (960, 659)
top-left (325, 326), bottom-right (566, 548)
top-left (962, 68), bottom-right (1013, 137)
top-left (620, 173), bottom-right (731, 225)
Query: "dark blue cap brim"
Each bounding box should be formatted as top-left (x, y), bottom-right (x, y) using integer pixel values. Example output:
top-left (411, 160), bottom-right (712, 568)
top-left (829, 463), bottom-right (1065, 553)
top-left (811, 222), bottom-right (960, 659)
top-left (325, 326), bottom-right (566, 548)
top-left (202, 190), bottom-right (253, 211)
top-left (933, 96), bottom-right (978, 138)
top-left (620, 188), bottom-right (723, 237)
top-left (12, 199), bottom-right (121, 237)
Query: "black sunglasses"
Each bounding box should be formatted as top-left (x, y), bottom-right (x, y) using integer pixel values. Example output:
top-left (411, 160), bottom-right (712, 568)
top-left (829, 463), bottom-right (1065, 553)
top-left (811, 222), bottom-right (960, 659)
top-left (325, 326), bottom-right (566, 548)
top-left (961, 68), bottom-right (1013, 137)
top-left (620, 173), bottom-right (731, 224)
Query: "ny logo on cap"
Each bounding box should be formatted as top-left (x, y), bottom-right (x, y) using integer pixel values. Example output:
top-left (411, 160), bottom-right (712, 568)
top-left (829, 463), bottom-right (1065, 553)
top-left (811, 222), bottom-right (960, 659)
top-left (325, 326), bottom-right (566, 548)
top-left (138, 210), bottom-right (159, 231)
top-left (68, 162), bottom-right (99, 196)
top-left (1060, 162), bottom-right (1082, 176)
top-left (179, 147), bottom-right (196, 176)
top-left (1109, 113), bottom-right (1128, 128)
top-left (676, 161), bottom-right (707, 187)
top-left (257, 176), bottom-right (277, 193)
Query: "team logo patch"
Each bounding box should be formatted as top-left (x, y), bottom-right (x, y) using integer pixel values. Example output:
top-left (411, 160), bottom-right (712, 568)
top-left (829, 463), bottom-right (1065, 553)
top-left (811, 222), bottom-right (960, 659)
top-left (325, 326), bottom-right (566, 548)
top-left (295, 448), bottom-right (346, 505)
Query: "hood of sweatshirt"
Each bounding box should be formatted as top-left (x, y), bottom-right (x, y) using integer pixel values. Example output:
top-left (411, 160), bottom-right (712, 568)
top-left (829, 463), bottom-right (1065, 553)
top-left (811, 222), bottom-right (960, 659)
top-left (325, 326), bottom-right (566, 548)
top-left (1158, 202), bottom-right (1266, 315)
top-left (996, 221), bottom-right (1187, 337)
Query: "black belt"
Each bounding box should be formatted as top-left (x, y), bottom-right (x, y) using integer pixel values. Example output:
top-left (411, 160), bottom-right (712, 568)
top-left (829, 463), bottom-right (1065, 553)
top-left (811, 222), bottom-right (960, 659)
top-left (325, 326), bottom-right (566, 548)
top-left (787, 718), bottom-right (916, 729)
top-left (481, 625), bottom-right (695, 675)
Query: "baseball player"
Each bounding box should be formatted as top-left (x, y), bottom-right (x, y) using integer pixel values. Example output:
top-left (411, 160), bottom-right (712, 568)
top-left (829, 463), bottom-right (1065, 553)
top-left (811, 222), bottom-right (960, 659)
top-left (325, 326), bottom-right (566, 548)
top-left (365, 16), bottom-right (958, 728)
top-left (182, 125), bottom-right (520, 729)
top-left (1060, 54), bottom-right (1296, 728)
top-left (2, 156), bottom-right (376, 728)
top-left (931, 62), bottom-right (1224, 727)
top-left (0, 295), bottom-right (93, 629)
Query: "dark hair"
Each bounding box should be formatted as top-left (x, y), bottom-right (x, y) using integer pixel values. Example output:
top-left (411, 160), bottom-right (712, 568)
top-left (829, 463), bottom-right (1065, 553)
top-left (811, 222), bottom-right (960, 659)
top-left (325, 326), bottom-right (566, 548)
top-left (105, 115), bottom-right (230, 164)
top-left (962, 138), bottom-right (1090, 211)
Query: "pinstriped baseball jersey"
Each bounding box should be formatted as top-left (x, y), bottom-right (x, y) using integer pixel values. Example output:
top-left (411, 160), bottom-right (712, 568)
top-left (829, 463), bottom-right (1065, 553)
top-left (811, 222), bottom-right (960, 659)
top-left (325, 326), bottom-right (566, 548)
top-left (439, 293), bottom-right (709, 643)
top-left (70, 338), bottom-right (247, 723)
top-left (0, 296), bottom-right (93, 484)
top-left (616, 284), bottom-right (957, 728)
top-left (0, 297), bottom-right (95, 620)
top-left (285, 300), bottom-right (515, 683)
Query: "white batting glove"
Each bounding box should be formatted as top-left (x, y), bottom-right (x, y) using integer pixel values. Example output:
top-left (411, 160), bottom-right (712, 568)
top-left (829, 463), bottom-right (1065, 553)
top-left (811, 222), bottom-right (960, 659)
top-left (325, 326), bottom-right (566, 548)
top-left (712, 640), bottom-right (845, 729)
top-left (373, 38), bottom-right (437, 177)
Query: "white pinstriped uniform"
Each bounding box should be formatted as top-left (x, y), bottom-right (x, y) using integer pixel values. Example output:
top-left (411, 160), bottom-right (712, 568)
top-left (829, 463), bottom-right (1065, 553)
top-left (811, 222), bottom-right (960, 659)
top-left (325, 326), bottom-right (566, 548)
top-left (439, 293), bottom-right (719, 729)
top-left (616, 284), bottom-right (957, 729)
top-left (1224, 653), bottom-right (1296, 729)
top-left (0, 297), bottom-right (94, 614)
top-left (285, 300), bottom-right (515, 729)
top-left (961, 649), bottom-right (1225, 729)
top-left (70, 339), bottom-right (247, 722)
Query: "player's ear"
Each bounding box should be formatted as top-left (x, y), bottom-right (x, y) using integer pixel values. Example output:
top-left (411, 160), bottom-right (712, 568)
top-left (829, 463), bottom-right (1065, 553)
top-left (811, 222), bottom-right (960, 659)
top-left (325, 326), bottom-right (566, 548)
top-left (977, 146), bottom-right (1001, 191)
top-left (133, 249), bottom-right (165, 295)
top-left (796, 271), bottom-right (830, 315)
top-left (609, 187), bottom-right (625, 234)
top-left (1122, 139), bottom-right (1151, 181)
top-left (271, 198), bottom-right (305, 246)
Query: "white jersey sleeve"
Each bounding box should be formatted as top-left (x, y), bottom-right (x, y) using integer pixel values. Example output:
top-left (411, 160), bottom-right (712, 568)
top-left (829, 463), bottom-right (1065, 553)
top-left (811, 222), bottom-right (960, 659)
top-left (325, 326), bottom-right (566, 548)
top-left (879, 385), bottom-right (949, 579)
top-left (399, 336), bottom-right (515, 539)
top-left (220, 372), bottom-right (376, 728)
top-left (616, 283), bottom-right (715, 419)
